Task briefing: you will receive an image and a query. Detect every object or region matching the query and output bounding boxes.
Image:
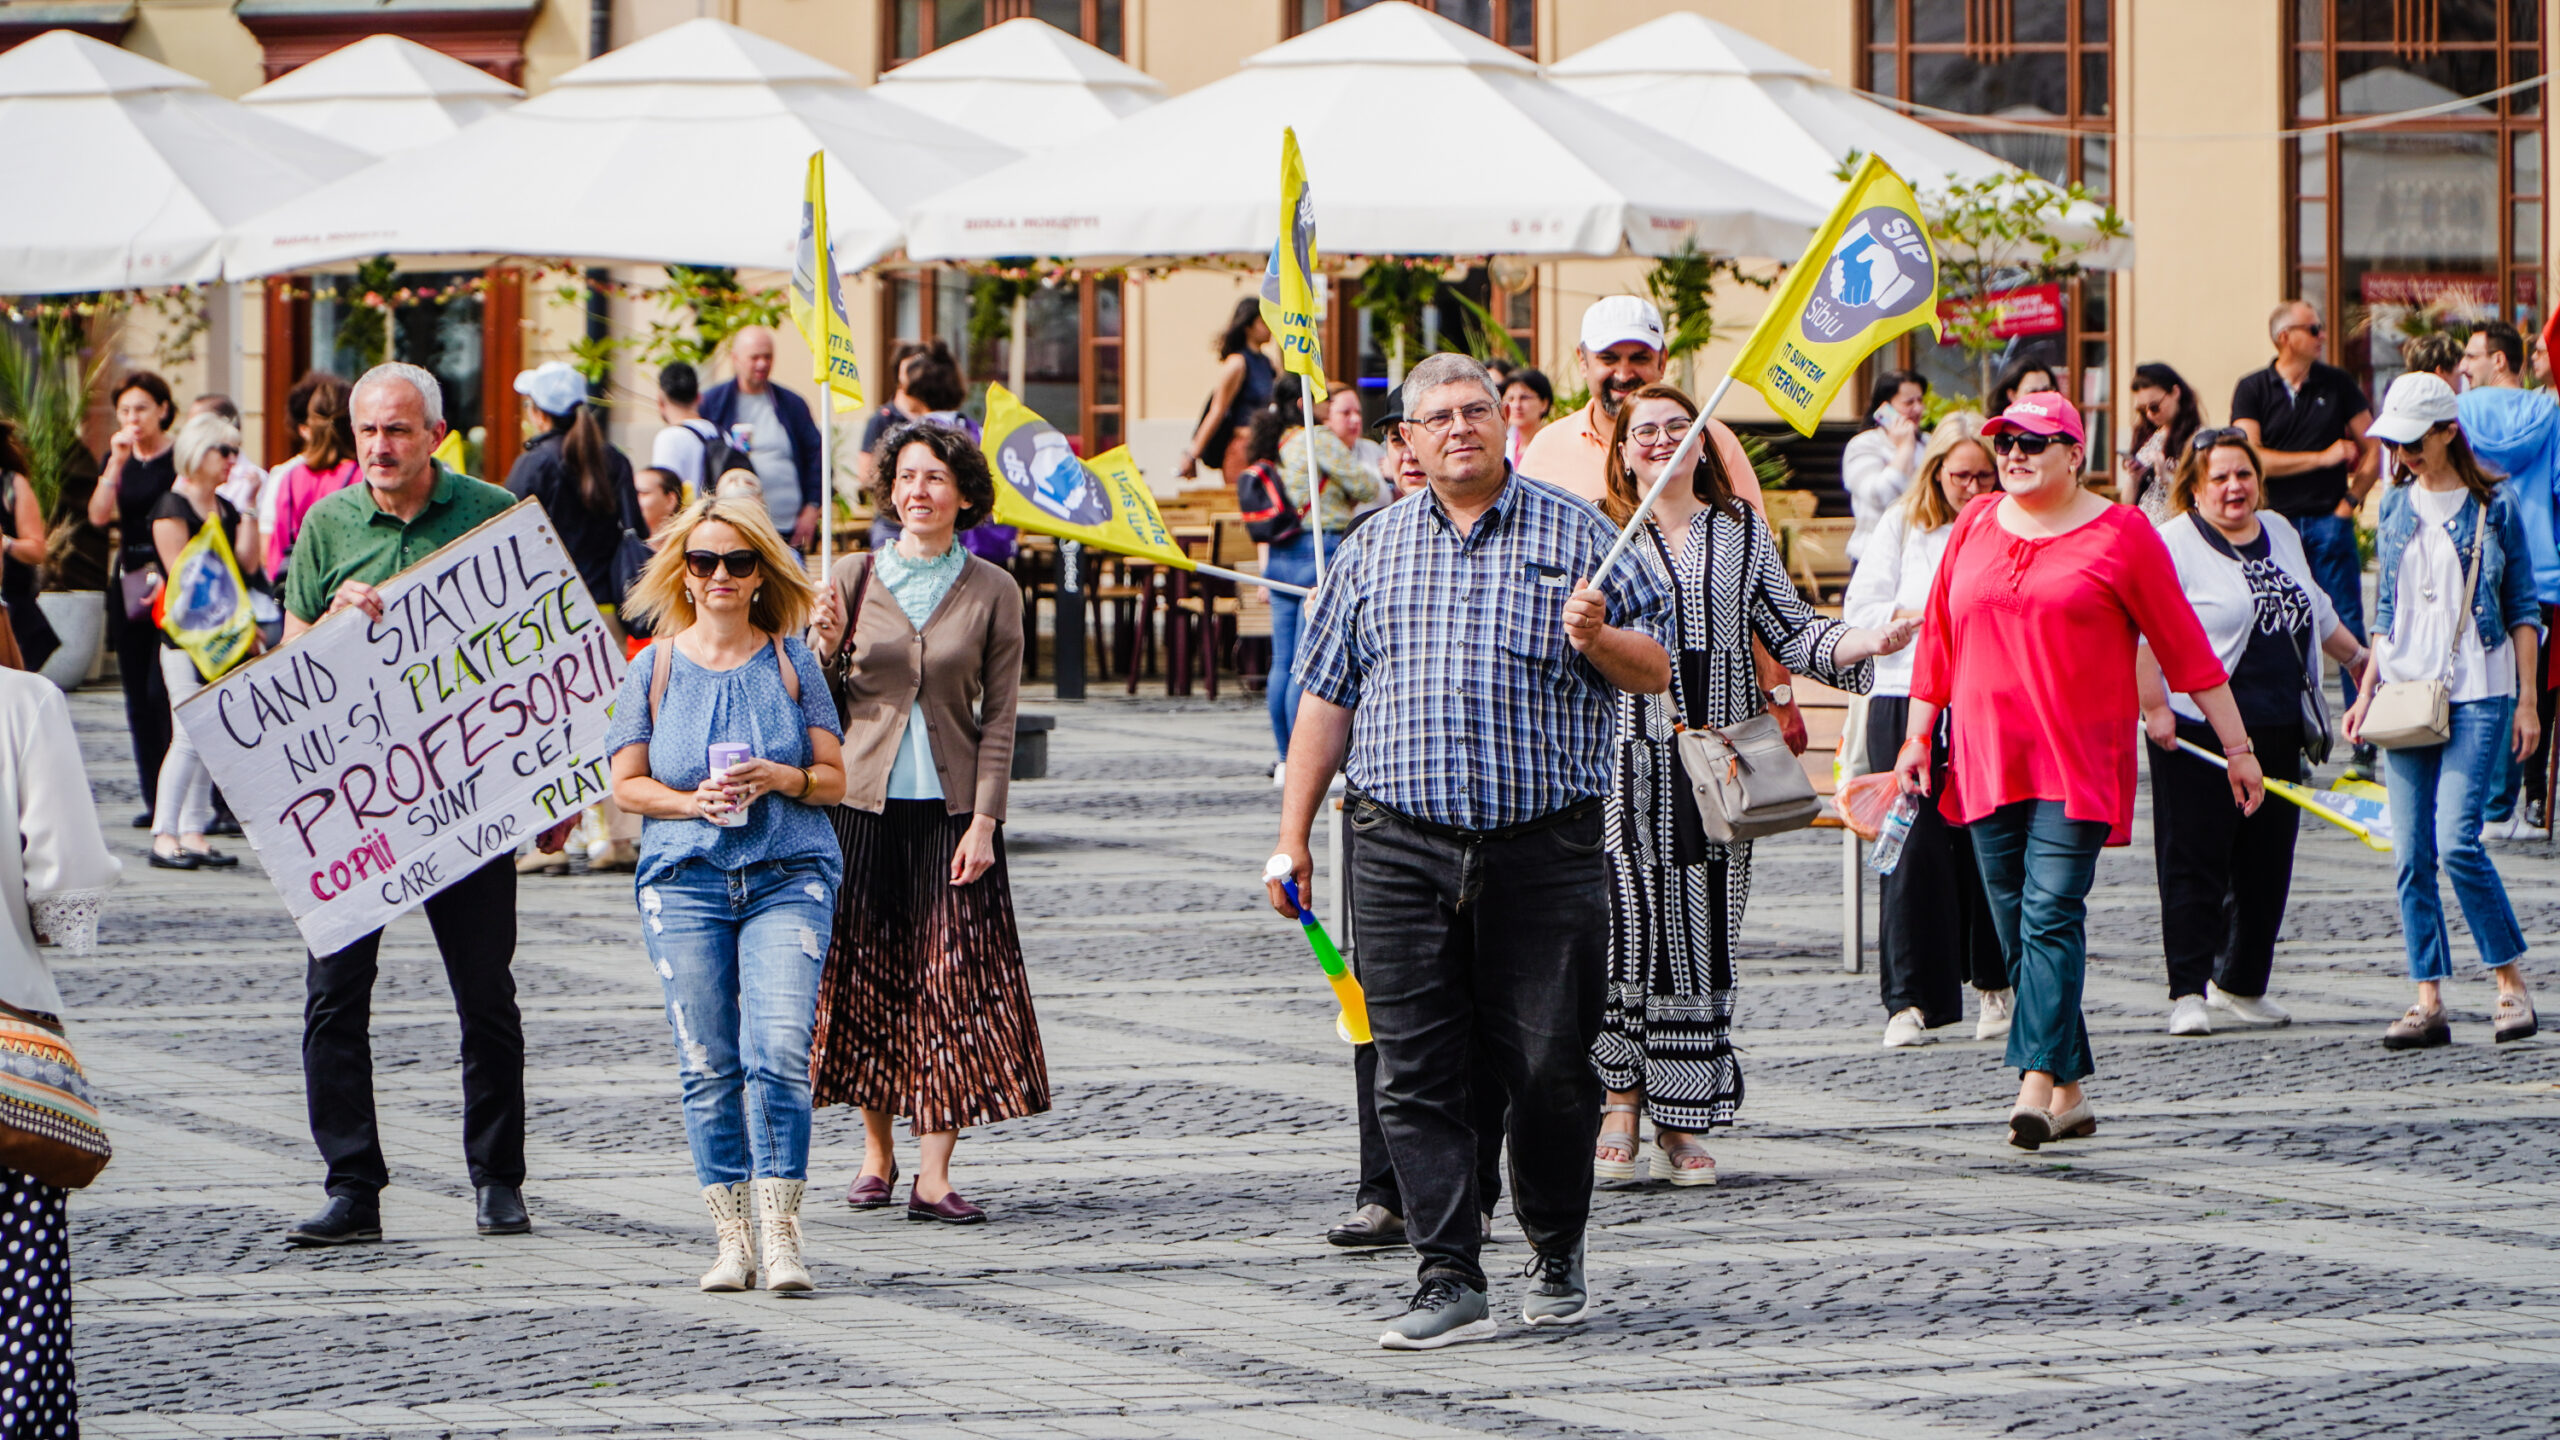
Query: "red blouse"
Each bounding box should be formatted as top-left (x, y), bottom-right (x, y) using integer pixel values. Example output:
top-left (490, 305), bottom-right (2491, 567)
top-left (1910, 497), bottom-right (2226, 845)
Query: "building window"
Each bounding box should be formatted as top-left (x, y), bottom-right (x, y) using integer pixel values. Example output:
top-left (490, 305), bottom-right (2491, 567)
top-left (1290, 1), bottom-right (1535, 56)
top-left (1865, 0), bottom-right (2114, 470)
top-left (880, 271), bottom-right (1122, 456)
top-left (890, 0), bottom-right (1124, 63)
top-left (2290, 1), bottom-right (2543, 399)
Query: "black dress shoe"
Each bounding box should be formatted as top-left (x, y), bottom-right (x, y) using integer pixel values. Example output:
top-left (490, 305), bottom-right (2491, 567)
top-left (131, 812), bottom-right (151, 829)
top-left (147, 851), bottom-right (201, 871)
top-left (286, 1195), bottom-right (381, 1247)
top-left (183, 848), bottom-right (239, 869)
top-left (476, 1184), bottom-right (531, 1235)
top-left (208, 814), bottom-right (242, 836)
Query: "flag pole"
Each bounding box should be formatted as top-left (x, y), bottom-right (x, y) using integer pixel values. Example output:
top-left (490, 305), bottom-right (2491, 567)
top-left (1301, 386), bottom-right (1326, 588)
top-left (1587, 370), bottom-right (1737, 593)
top-left (1197, 561), bottom-right (1310, 598)
top-left (818, 384), bottom-right (833, 578)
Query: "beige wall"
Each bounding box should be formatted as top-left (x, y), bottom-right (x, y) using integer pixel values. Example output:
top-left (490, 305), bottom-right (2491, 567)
top-left (127, 0), bottom-right (266, 96)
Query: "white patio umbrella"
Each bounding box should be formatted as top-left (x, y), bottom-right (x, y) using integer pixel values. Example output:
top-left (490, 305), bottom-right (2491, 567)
top-left (871, 16), bottom-right (1166, 153)
top-left (242, 34), bottom-right (522, 158)
top-left (0, 31), bottom-right (366, 294)
top-left (224, 18), bottom-right (1018, 278)
top-left (1547, 13), bottom-right (2129, 268)
top-left (902, 1), bottom-right (1822, 264)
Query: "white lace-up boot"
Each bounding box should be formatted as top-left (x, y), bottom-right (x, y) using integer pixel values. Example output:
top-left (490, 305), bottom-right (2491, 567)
top-left (699, 1182), bottom-right (756, 1292)
top-left (754, 1177), bottom-right (813, 1293)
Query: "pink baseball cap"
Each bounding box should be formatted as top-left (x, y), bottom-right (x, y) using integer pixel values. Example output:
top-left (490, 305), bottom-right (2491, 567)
top-left (1981, 390), bottom-right (2085, 445)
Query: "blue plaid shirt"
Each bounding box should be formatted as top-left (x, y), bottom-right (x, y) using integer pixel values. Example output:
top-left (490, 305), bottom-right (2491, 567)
top-left (1294, 469), bottom-right (1672, 831)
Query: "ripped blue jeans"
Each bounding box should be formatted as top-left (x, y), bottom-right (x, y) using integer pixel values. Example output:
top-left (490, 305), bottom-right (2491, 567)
top-left (637, 857), bottom-right (833, 1187)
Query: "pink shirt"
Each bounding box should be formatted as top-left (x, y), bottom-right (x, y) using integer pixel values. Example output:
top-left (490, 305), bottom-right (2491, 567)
top-left (266, 457), bottom-right (358, 577)
top-left (1910, 497), bottom-right (2225, 845)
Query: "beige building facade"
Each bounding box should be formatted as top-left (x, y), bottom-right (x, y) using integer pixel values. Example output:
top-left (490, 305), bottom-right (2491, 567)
top-left (19, 0), bottom-right (2553, 486)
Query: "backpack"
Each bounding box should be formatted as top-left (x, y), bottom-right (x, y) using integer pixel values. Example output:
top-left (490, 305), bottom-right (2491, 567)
top-left (1236, 459), bottom-right (1304, 545)
top-left (688, 418), bottom-right (746, 494)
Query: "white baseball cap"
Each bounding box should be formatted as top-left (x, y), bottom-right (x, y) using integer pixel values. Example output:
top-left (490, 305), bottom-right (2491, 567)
top-left (513, 360), bottom-right (587, 418)
top-left (2367, 370), bottom-right (2460, 445)
top-left (1580, 295), bottom-right (1665, 357)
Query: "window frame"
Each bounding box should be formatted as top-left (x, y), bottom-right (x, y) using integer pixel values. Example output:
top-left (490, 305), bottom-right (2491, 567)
top-left (1862, 0), bottom-right (2116, 475)
top-left (1286, 1), bottom-right (1536, 58)
top-left (883, 0), bottom-right (1125, 66)
top-left (2286, 2), bottom-right (2543, 397)
top-left (877, 270), bottom-right (1123, 458)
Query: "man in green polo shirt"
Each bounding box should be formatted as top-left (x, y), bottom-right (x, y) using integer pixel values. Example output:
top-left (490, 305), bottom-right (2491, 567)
top-left (280, 362), bottom-right (532, 1249)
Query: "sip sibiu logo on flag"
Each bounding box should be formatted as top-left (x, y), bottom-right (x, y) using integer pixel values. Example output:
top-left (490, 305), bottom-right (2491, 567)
top-left (788, 151), bottom-right (865, 406)
top-left (1730, 153), bottom-right (1942, 436)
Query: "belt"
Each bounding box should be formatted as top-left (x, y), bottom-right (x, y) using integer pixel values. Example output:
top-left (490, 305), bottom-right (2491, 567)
top-left (1346, 789), bottom-right (1600, 845)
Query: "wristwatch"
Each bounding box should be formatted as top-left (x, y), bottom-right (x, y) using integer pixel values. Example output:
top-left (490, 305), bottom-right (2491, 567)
top-left (1766, 684), bottom-right (1795, 708)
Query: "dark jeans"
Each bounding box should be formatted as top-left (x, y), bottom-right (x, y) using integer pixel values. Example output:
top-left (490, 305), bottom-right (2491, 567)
top-left (1968, 799), bottom-right (2106, 1085)
top-left (2290, 510), bottom-right (2369, 717)
top-left (114, 615), bottom-right (169, 809)
top-left (2149, 721), bottom-right (2302, 1001)
top-left (304, 856), bottom-right (525, 1199)
top-left (1347, 793), bottom-right (1607, 1290)
top-left (1865, 698), bottom-right (2006, 1025)
top-left (1354, 1042), bottom-right (1505, 1216)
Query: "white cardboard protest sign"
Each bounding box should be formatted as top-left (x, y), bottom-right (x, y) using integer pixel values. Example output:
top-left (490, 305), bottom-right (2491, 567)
top-left (178, 500), bottom-right (625, 956)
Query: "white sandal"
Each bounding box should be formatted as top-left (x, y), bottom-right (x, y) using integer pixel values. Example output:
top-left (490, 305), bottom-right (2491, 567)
top-left (1650, 1128), bottom-right (1718, 1187)
top-left (1593, 1104), bottom-right (1642, 1182)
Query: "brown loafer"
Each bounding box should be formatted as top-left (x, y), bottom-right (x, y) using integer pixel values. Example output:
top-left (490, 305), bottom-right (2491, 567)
top-left (2383, 1004), bottom-right (2451, 1051)
top-left (906, 1184), bottom-right (986, 1224)
top-left (846, 1165), bottom-right (898, 1209)
top-left (2007, 1105), bottom-right (2053, 1151)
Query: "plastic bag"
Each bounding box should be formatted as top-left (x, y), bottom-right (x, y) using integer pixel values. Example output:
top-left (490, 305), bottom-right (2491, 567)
top-left (1833, 770), bottom-right (1904, 841)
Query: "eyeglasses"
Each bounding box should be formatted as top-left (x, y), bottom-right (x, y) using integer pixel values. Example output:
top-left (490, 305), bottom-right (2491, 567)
top-left (214, 445), bottom-right (240, 460)
top-left (2284, 322), bottom-right (2325, 338)
top-left (2188, 426), bottom-right (2249, 452)
top-left (683, 549), bottom-right (761, 579)
top-left (1989, 432), bottom-right (2068, 457)
top-left (1405, 401), bottom-right (1497, 436)
top-left (1628, 419), bottom-right (1693, 446)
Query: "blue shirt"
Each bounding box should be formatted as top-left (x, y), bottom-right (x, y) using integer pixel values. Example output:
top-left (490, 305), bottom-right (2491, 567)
top-left (604, 636), bottom-right (844, 891)
top-left (1294, 469), bottom-right (1672, 830)
top-left (2457, 385), bottom-right (2560, 604)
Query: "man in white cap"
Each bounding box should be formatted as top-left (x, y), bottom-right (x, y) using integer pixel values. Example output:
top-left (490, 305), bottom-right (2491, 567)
top-left (1520, 296), bottom-right (1801, 748)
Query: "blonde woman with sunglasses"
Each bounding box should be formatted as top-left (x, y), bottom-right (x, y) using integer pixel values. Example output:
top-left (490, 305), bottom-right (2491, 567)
top-left (608, 494), bottom-right (846, 1295)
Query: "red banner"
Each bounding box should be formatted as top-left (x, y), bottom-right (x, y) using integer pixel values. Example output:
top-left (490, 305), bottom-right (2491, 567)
top-left (1935, 283), bottom-right (2064, 342)
top-left (2357, 272), bottom-right (2498, 308)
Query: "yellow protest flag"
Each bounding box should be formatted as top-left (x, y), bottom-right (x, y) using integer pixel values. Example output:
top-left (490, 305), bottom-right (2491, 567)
top-left (431, 429), bottom-right (471, 479)
top-left (789, 151), bottom-right (865, 408)
top-left (159, 513), bottom-right (257, 681)
top-left (1728, 153), bottom-right (1940, 437)
top-left (1258, 128), bottom-right (1325, 403)
top-left (982, 384), bottom-right (1193, 570)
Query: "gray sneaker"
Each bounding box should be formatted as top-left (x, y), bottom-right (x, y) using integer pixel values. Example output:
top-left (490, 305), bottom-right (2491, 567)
top-left (1378, 1277), bottom-right (1496, 1350)
top-left (1519, 1238), bottom-right (1590, 1326)
top-left (1326, 1204), bottom-right (1407, 1248)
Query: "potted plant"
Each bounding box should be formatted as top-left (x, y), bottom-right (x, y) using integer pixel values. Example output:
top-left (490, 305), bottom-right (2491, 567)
top-left (1, 307), bottom-right (111, 688)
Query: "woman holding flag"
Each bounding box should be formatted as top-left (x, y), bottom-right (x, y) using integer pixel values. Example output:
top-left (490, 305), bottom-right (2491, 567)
top-left (808, 421), bottom-right (1046, 1225)
top-left (1593, 385), bottom-right (1914, 1184)
top-left (145, 410), bottom-right (260, 872)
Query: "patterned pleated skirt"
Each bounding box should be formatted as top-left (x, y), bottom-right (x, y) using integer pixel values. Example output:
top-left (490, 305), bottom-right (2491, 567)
top-left (810, 800), bottom-right (1051, 1133)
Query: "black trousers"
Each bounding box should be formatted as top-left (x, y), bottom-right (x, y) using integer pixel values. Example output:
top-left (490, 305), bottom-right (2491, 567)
top-left (2149, 720), bottom-right (2302, 1001)
top-left (1347, 794), bottom-right (1606, 1289)
top-left (1864, 697), bottom-right (2006, 1026)
top-left (113, 607), bottom-right (169, 809)
top-left (304, 856), bottom-right (526, 1198)
top-left (1354, 1042), bottom-right (1505, 1216)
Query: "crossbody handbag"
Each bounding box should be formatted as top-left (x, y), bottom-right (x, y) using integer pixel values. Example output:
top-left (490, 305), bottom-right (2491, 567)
top-left (2361, 499), bottom-right (2482, 751)
top-left (2186, 512), bottom-right (2332, 767)
top-left (0, 1000), bottom-right (112, 1189)
top-left (1659, 518), bottom-right (1822, 843)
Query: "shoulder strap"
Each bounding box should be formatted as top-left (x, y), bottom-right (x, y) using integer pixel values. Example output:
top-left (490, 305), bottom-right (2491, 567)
top-left (2187, 508), bottom-right (2245, 563)
top-left (2442, 497), bottom-right (2487, 678)
top-left (649, 636), bottom-right (671, 722)
top-left (772, 633), bottom-right (800, 702)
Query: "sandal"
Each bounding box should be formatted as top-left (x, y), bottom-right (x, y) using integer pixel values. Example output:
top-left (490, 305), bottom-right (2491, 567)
top-left (1593, 1104), bottom-right (1642, 1182)
top-left (1649, 1128), bottom-right (1718, 1187)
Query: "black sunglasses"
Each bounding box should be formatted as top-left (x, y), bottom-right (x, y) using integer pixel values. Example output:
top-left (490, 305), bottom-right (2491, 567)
top-left (215, 445), bottom-right (240, 460)
top-left (1989, 431), bottom-right (2068, 457)
top-left (2188, 426), bottom-right (2249, 452)
top-left (683, 549), bottom-right (761, 579)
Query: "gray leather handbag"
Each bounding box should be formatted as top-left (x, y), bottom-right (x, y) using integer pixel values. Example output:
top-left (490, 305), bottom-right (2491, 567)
top-left (1676, 711), bottom-right (1822, 843)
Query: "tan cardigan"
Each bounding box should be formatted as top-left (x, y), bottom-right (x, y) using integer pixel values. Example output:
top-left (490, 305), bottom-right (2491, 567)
top-left (826, 549), bottom-right (1023, 820)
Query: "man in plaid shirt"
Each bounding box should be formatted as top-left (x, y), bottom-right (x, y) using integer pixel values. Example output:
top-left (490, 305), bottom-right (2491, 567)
top-left (1267, 352), bottom-right (1671, 1350)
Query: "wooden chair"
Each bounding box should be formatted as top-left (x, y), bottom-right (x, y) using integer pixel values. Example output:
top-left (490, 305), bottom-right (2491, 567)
top-left (1231, 559), bottom-right (1272, 693)
top-left (1781, 517), bottom-right (1858, 604)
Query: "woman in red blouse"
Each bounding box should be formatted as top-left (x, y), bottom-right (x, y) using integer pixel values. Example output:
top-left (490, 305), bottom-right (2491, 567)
top-left (1893, 393), bottom-right (2264, 1151)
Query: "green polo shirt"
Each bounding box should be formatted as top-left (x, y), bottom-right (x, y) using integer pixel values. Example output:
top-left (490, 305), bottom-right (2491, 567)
top-left (284, 462), bottom-right (519, 624)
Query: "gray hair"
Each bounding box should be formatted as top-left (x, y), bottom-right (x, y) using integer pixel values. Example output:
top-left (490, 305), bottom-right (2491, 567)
top-left (1399, 352), bottom-right (1501, 420)
top-left (352, 362), bottom-right (445, 431)
top-left (171, 411), bottom-right (242, 479)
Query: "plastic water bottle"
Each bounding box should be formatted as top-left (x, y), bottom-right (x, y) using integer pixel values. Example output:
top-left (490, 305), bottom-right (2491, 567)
top-left (1865, 793), bottom-right (1921, 876)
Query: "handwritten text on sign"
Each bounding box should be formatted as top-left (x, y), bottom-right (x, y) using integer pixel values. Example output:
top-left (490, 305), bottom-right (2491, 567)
top-left (178, 501), bottom-right (624, 956)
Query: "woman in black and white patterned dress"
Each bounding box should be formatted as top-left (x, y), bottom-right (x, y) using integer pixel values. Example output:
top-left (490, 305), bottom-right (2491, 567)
top-left (1590, 385), bottom-right (1913, 1186)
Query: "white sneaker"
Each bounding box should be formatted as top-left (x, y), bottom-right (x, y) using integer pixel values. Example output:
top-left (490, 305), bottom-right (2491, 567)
top-left (1974, 988), bottom-right (2014, 1042)
top-left (2482, 813), bottom-right (2527, 843)
top-left (2169, 994), bottom-right (2213, 1036)
top-left (1882, 1007), bottom-right (1934, 1048)
top-left (1272, 761), bottom-right (1287, 789)
top-left (2206, 983), bottom-right (2292, 1028)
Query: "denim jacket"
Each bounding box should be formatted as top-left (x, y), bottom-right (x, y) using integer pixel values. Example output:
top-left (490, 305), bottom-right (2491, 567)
top-left (2371, 481), bottom-right (2545, 652)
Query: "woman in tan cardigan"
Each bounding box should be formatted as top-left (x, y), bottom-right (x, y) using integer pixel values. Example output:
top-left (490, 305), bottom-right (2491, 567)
top-left (809, 420), bottom-right (1047, 1224)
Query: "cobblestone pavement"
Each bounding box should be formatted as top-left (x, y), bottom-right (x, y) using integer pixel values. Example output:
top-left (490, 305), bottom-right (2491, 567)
top-left (57, 682), bottom-right (2560, 1439)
